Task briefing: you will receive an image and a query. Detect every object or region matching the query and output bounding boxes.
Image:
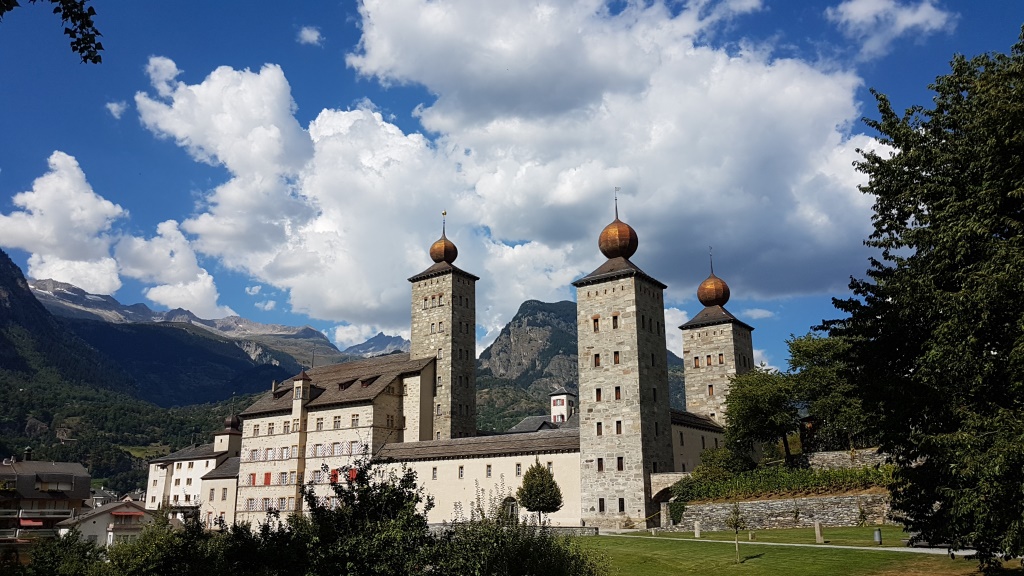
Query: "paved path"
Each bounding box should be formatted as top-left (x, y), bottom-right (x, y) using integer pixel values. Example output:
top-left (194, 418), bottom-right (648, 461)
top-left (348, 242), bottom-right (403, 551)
top-left (599, 533), bottom-right (975, 556)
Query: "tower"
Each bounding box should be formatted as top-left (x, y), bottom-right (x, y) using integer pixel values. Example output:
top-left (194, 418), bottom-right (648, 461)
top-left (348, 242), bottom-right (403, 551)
top-left (409, 217), bottom-right (478, 440)
top-left (680, 261), bottom-right (754, 424)
top-left (573, 205), bottom-right (673, 528)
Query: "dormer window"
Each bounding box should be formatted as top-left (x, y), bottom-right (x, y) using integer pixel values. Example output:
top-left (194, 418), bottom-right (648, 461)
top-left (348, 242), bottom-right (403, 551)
top-left (293, 386), bottom-right (302, 400)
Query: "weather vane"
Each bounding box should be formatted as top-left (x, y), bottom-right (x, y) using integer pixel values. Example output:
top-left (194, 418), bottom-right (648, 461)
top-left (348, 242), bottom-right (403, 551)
top-left (442, 210), bottom-right (447, 234)
top-left (614, 187), bottom-right (620, 218)
top-left (709, 246), bottom-right (714, 274)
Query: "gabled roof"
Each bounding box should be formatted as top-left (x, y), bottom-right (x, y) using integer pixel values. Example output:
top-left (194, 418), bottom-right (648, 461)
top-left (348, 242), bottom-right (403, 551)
top-left (56, 500), bottom-right (153, 527)
top-left (149, 443), bottom-right (217, 464)
top-left (571, 256), bottom-right (667, 289)
top-left (241, 353), bottom-right (435, 417)
top-left (377, 428), bottom-right (580, 461)
top-left (507, 416), bottom-right (559, 434)
top-left (548, 387), bottom-right (577, 397)
top-left (202, 457), bottom-right (239, 480)
top-left (0, 460), bottom-right (90, 500)
top-left (670, 409), bottom-right (725, 433)
top-left (408, 261), bottom-right (480, 283)
top-left (679, 305), bottom-right (754, 331)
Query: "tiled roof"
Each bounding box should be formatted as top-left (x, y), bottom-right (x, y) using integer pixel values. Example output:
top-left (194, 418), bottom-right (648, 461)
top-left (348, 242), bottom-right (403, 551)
top-left (548, 387), bottom-right (576, 397)
top-left (558, 412), bottom-right (580, 429)
top-left (679, 305), bottom-right (754, 331)
top-left (241, 354), bottom-right (435, 417)
top-left (408, 261), bottom-right (480, 283)
top-left (149, 443), bottom-right (217, 464)
top-left (507, 415), bottom-right (558, 433)
top-left (571, 256), bottom-right (668, 289)
top-left (202, 457), bottom-right (239, 480)
top-left (56, 500), bottom-right (151, 527)
top-left (670, 409), bottom-right (725, 433)
top-left (378, 428), bottom-right (580, 461)
top-left (0, 460), bottom-right (90, 500)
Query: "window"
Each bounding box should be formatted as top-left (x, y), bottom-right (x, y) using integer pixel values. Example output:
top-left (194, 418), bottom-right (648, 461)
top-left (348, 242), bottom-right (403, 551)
top-left (655, 422), bottom-right (659, 436)
top-left (708, 384), bottom-right (714, 396)
top-left (437, 348), bottom-right (443, 359)
top-left (289, 471), bottom-right (296, 485)
top-left (431, 295), bottom-right (436, 307)
top-left (246, 498), bottom-right (255, 511)
top-left (293, 419), bottom-right (300, 431)
top-left (333, 416), bottom-right (341, 429)
top-left (316, 418), bottom-right (324, 431)
top-left (266, 448), bottom-right (274, 460)
top-left (612, 315), bottom-right (619, 329)
top-left (486, 464), bottom-right (492, 478)
top-left (596, 422), bottom-right (603, 436)
top-left (701, 436), bottom-right (706, 449)
top-left (436, 432), bottom-right (441, 440)
top-left (248, 473), bottom-right (256, 486)
top-left (351, 414), bottom-right (360, 427)
top-left (267, 423), bottom-right (275, 435)
top-left (516, 463), bottom-right (522, 477)
top-left (152, 479), bottom-right (157, 486)
top-left (596, 388), bottom-right (602, 402)
top-left (613, 351), bottom-right (620, 364)
top-left (679, 431), bottom-right (684, 446)
top-left (652, 353), bottom-right (656, 366)
top-left (593, 318), bottom-right (599, 332)
top-left (294, 386), bottom-right (302, 400)
top-left (264, 472), bottom-right (272, 486)
top-left (438, 321), bottom-right (444, 332)
top-left (185, 494), bottom-right (191, 502)
top-left (431, 323), bottom-right (436, 334)
top-left (598, 498), bottom-right (605, 513)
top-left (210, 488), bottom-right (215, 502)
top-left (174, 478), bottom-right (180, 486)
top-left (291, 445), bottom-right (298, 458)
top-left (547, 462), bottom-right (553, 473)
top-left (422, 298), bottom-right (427, 310)
top-left (719, 353), bottom-right (725, 365)
top-left (287, 497), bottom-right (295, 510)
top-left (439, 294), bottom-right (444, 306)
top-left (186, 478), bottom-right (192, 485)
top-left (694, 357), bottom-right (700, 368)
top-left (614, 386), bottom-right (621, 400)
top-left (458, 466), bottom-right (464, 479)
top-left (653, 388), bottom-right (657, 402)
top-left (283, 421), bottom-right (290, 434)
top-left (593, 353), bottom-right (601, 367)
top-left (253, 424), bottom-right (259, 437)
top-left (279, 497), bottom-right (287, 510)
top-left (597, 458), bottom-right (604, 472)
top-left (618, 498), bottom-right (625, 513)
top-left (432, 467), bottom-right (437, 480)
top-left (617, 457), bottom-right (624, 471)
top-left (616, 421), bottom-right (622, 434)
top-left (151, 496), bottom-right (156, 503)
top-left (173, 495), bottom-right (179, 503)
top-left (706, 355), bottom-right (712, 366)
top-left (653, 461), bottom-right (659, 473)
top-left (553, 398), bottom-right (564, 406)
top-left (263, 498), bottom-right (271, 511)
top-left (436, 404), bottom-right (442, 416)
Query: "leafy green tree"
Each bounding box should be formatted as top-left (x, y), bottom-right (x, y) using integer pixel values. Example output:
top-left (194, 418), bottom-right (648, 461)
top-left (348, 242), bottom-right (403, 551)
top-left (515, 457), bottom-right (563, 523)
top-left (787, 333), bottom-right (876, 451)
top-left (0, 0), bottom-right (103, 63)
top-left (826, 32), bottom-right (1024, 568)
top-left (724, 502), bottom-right (747, 564)
top-left (27, 529), bottom-right (107, 576)
top-left (724, 367), bottom-right (800, 460)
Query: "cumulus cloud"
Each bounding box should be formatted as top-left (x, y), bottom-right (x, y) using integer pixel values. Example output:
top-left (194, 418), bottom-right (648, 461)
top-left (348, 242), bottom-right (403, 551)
top-left (663, 307), bottom-right (691, 356)
top-left (0, 151), bottom-right (125, 293)
top-left (255, 300), bottom-right (276, 311)
top-left (143, 271), bottom-right (234, 319)
top-left (332, 323), bottom-right (390, 349)
top-left (742, 308), bottom-right (776, 320)
top-left (246, 285), bottom-right (262, 295)
top-left (106, 101), bottom-right (128, 119)
top-left (753, 348), bottom-right (777, 371)
top-left (114, 1), bottom-right (893, 350)
top-left (297, 26), bottom-right (323, 46)
top-left (825, 0), bottom-right (956, 59)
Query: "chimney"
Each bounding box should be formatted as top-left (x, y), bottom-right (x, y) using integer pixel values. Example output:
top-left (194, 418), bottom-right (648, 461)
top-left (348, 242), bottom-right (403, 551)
top-left (23, 446), bottom-right (32, 462)
top-left (271, 379), bottom-right (277, 392)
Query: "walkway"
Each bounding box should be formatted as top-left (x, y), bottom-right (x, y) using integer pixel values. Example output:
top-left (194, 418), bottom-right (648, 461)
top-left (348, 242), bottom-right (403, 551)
top-left (600, 533), bottom-right (974, 556)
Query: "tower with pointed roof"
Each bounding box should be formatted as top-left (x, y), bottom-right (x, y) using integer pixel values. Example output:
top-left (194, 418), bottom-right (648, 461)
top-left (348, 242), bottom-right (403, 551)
top-left (409, 216), bottom-right (479, 440)
top-left (572, 202), bottom-right (673, 528)
top-left (680, 259), bottom-right (754, 424)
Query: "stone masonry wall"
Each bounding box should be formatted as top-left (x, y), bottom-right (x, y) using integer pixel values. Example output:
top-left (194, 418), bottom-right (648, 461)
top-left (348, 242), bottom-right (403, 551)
top-left (682, 322), bottom-right (753, 425)
top-left (667, 494), bottom-right (890, 532)
top-left (807, 449), bottom-right (887, 470)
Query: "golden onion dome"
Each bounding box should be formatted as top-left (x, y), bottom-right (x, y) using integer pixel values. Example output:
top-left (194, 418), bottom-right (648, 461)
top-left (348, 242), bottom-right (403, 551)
top-left (697, 272), bottom-right (730, 307)
top-left (598, 218), bottom-right (639, 260)
top-left (429, 233), bottom-right (458, 264)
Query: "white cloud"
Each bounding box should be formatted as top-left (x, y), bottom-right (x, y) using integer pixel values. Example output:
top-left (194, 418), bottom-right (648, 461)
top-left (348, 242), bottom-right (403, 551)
top-left (0, 151), bottom-right (125, 293)
top-left (663, 307), bottom-right (691, 357)
top-left (742, 308), bottom-right (776, 320)
top-left (246, 285), bottom-right (262, 295)
top-left (143, 271), bottom-right (234, 319)
top-left (332, 323), bottom-right (384, 349)
top-left (297, 26), bottom-right (323, 46)
top-left (825, 0), bottom-right (956, 60)
top-left (753, 348), bottom-right (778, 371)
top-left (255, 300), bottom-right (276, 311)
top-left (106, 101), bottom-right (128, 119)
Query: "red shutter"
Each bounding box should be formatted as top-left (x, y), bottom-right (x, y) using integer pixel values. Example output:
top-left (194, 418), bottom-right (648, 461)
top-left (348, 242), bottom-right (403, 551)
top-left (330, 469), bottom-right (339, 483)
top-left (348, 468), bottom-right (358, 482)
top-left (264, 472), bottom-right (272, 486)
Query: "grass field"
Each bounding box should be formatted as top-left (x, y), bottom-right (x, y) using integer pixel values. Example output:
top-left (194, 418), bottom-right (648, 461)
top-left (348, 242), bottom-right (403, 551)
top-left (578, 534), bottom-right (1023, 576)
top-left (645, 525), bottom-right (911, 547)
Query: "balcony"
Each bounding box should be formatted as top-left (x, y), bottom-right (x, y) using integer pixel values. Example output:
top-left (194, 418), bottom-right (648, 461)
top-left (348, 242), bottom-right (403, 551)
top-left (0, 528), bottom-right (16, 538)
top-left (19, 509), bottom-right (72, 518)
top-left (108, 523), bottom-right (145, 532)
top-left (0, 509), bottom-right (17, 518)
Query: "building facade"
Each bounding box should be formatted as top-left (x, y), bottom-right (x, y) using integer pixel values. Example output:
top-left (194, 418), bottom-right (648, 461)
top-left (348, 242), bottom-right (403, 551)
top-left (0, 450), bottom-right (90, 540)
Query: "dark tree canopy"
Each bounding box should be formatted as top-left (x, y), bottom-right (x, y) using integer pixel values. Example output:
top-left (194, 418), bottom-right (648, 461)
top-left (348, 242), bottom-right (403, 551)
top-left (826, 32), bottom-right (1024, 567)
top-left (724, 366), bottom-right (800, 460)
top-left (515, 457), bottom-right (563, 522)
top-left (0, 0), bottom-right (103, 63)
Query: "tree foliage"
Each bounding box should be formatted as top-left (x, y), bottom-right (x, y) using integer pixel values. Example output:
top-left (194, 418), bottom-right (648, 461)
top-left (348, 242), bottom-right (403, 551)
top-left (724, 366), bottom-right (800, 459)
top-left (516, 457), bottom-right (563, 523)
top-left (0, 0), bottom-right (103, 63)
top-left (825, 32), bottom-right (1024, 567)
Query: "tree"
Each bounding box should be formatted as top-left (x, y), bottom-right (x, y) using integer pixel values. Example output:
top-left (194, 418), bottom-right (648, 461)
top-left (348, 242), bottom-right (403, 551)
top-left (0, 0), bottom-right (103, 63)
top-left (826, 31), bottom-right (1024, 568)
top-left (724, 367), bottom-right (800, 461)
top-left (787, 333), bottom-right (876, 451)
top-left (515, 457), bottom-right (563, 524)
top-left (724, 502), bottom-right (747, 564)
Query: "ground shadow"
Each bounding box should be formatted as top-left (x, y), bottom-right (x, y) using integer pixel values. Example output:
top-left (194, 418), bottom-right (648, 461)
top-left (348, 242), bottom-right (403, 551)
top-left (741, 553), bottom-right (765, 563)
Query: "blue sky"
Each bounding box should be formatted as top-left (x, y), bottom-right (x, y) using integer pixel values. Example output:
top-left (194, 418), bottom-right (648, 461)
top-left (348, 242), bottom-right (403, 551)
top-left (1, 1), bottom-right (1021, 368)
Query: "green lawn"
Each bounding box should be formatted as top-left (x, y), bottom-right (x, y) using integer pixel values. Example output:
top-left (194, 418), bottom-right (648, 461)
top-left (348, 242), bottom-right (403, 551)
top-left (643, 525), bottom-right (911, 548)
top-left (578, 534), bottom-right (1023, 576)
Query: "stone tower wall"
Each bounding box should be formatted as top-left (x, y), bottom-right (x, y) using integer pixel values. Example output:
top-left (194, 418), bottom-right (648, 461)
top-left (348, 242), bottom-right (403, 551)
top-left (577, 275), bottom-right (673, 528)
top-left (681, 321), bottom-right (754, 424)
top-left (410, 272), bottom-right (477, 440)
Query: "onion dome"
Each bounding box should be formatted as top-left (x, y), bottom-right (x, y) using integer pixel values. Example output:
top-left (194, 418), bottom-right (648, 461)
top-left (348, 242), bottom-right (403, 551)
top-left (697, 272), bottom-right (730, 307)
top-left (598, 217), bottom-right (638, 260)
top-left (429, 233), bottom-right (458, 264)
top-left (223, 415), bottom-right (241, 431)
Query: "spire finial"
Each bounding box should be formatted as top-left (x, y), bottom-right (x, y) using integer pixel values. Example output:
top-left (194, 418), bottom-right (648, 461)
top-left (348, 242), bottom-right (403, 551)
top-left (614, 187), bottom-right (620, 220)
top-left (442, 210), bottom-right (447, 236)
top-left (709, 246), bottom-right (714, 275)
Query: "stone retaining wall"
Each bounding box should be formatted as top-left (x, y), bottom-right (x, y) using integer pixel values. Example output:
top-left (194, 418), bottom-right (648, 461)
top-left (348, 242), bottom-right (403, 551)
top-left (806, 449), bottom-right (887, 470)
top-left (666, 494), bottom-right (889, 532)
